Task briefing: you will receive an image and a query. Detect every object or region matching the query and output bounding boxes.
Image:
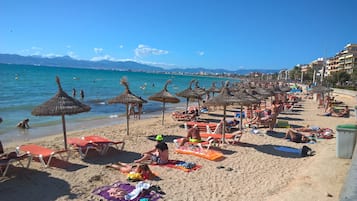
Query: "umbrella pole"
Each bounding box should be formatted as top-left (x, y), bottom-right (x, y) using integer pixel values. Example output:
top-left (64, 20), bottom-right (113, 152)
top-left (162, 102), bottom-right (166, 125)
top-left (186, 98), bottom-right (189, 112)
top-left (126, 104), bottom-right (129, 135)
top-left (222, 105), bottom-right (227, 144)
top-left (240, 105), bottom-right (243, 131)
top-left (61, 114), bottom-right (68, 150)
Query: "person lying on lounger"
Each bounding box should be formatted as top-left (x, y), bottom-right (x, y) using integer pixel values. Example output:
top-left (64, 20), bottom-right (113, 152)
top-left (295, 125), bottom-right (321, 132)
top-left (317, 105), bottom-right (334, 116)
top-left (106, 162), bottom-right (155, 180)
top-left (284, 128), bottom-right (313, 143)
top-left (332, 106), bottom-right (349, 117)
top-left (134, 135), bottom-right (169, 165)
top-left (179, 124), bottom-right (202, 146)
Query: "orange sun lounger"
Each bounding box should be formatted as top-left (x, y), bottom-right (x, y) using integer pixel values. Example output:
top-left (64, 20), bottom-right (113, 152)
top-left (83, 135), bottom-right (125, 154)
top-left (173, 138), bottom-right (223, 161)
top-left (184, 121), bottom-right (218, 133)
top-left (1, 141), bottom-right (32, 176)
top-left (16, 144), bottom-right (70, 168)
top-left (68, 135), bottom-right (125, 159)
top-left (200, 132), bottom-right (243, 144)
top-left (68, 137), bottom-right (101, 159)
top-left (174, 145), bottom-right (223, 161)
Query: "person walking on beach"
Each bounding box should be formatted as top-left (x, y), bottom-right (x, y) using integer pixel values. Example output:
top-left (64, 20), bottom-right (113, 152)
top-left (17, 118), bottom-right (30, 129)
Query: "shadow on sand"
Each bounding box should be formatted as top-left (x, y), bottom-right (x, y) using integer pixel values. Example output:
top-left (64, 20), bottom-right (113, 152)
top-left (0, 167), bottom-right (76, 201)
top-left (239, 142), bottom-right (303, 158)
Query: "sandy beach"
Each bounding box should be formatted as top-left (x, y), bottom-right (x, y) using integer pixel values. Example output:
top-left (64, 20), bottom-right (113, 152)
top-left (1, 92), bottom-right (356, 201)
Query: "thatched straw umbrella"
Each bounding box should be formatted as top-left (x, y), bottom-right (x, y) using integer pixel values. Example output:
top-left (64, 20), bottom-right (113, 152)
top-left (176, 80), bottom-right (202, 112)
top-left (233, 89), bottom-right (261, 130)
top-left (207, 82), bottom-right (221, 97)
top-left (148, 80), bottom-right (180, 125)
top-left (108, 77), bottom-right (147, 135)
top-left (32, 76), bottom-right (91, 150)
top-left (207, 81), bottom-right (248, 143)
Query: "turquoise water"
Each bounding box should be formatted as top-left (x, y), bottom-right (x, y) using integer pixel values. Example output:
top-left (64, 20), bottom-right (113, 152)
top-left (0, 64), bottom-right (235, 143)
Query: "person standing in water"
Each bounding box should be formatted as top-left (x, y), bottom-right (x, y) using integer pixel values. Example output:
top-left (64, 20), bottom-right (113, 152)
top-left (80, 89), bottom-right (84, 99)
top-left (72, 88), bottom-right (76, 97)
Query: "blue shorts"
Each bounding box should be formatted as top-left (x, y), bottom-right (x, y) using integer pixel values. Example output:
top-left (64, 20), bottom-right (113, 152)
top-left (151, 155), bottom-right (164, 164)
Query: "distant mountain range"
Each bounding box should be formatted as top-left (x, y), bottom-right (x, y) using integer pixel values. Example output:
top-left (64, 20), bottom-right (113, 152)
top-left (0, 53), bottom-right (280, 75)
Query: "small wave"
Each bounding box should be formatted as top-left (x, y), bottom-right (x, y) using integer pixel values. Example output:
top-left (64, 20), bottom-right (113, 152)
top-left (109, 114), bottom-right (118, 118)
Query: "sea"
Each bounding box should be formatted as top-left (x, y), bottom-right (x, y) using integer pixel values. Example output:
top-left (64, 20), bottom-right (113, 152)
top-left (0, 63), bottom-right (236, 143)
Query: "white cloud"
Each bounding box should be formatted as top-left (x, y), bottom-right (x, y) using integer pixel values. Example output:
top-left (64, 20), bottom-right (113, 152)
top-left (67, 51), bottom-right (79, 59)
top-left (44, 53), bottom-right (63, 58)
top-left (197, 51), bottom-right (205, 56)
top-left (90, 55), bottom-right (117, 61)
top-left (119, 45), bottom-right (124, 49)
top-left (134, 44), bottom-right (168, 58)
top-left (94, 48), bottom-right (104, 54)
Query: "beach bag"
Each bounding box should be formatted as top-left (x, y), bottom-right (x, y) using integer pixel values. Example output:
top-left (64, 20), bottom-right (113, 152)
top-left (301, 145), bottom-right (313, 157)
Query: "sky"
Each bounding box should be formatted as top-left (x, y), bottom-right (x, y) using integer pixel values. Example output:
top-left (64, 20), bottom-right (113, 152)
top-left (1, 0), bottom-right (357, 70)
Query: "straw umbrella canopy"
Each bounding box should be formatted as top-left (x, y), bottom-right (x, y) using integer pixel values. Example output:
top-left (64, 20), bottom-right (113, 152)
top-left (206, 81), bottom-right (250, 143)
top-left (207, 82), bottom-right (221, 97)
top-left (31, 76), bottom-right (91, 150)
top-left (176, 80), bottom-right (202, 112)
top-left (148, 80), bottom-right (180, 125)
top-left (233, 89), bottom-right (261, 130)
top-left (108, 77), bottom-right (147, 135)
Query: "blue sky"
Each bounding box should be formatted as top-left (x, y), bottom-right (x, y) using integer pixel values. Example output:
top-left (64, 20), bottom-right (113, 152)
top-left (1, 0), bottom-right (357, 70)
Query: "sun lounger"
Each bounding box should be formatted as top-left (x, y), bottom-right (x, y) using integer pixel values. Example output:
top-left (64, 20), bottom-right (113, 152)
top-left (173, 139), bottom-right (224, 161)
top-left (83, 135), bottom-right (125, 154)
top-left (206, 122), bottom-right (223, 134)
top-left (16, 144), bottom-right (70, 168)
top-left (200, 131), bottom-right (243, 144)
top-left (1, 141), bottom-right (32, 176)
top-left (171, 111), bottom-right (196, 121)
top-left (68, 135), bottom-right (125, 159)
top-left (184, 121), bottom-right (218, 133)
top-left (68, 137), bottom-right (101, 159)
top-left (173, 138), bottom-right (213, 151)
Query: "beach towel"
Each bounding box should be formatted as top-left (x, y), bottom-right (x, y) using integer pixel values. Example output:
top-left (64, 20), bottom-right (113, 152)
top-left (151, 160), bottom-right (202, 172)
top-left (274, 146), bottom-right (301, 155)
top-left (92, 181), bottom-right (161, 201)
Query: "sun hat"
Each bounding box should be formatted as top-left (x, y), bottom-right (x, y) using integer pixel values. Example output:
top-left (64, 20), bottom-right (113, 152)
top-left (155, 134), bottom-right (163, 141)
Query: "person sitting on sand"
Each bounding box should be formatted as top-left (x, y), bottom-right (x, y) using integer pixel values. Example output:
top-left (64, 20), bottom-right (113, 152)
top-left (284, 128), bottom-right (313, 143)
top-left (179, 124), bottom-right (202, 146)
top-left (106, 162), bottom-right (155, 180)
top-left (134, 135), bottom-right (169, 165)
top-left (16, 118), bottom-right (30, 129)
